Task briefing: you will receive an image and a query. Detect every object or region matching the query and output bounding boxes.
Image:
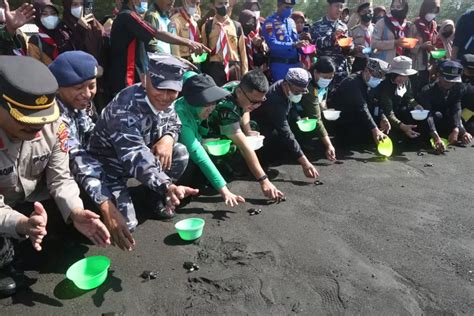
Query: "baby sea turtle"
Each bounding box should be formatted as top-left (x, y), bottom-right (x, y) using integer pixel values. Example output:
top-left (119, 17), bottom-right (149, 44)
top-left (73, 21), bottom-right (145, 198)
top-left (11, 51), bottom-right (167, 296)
top-left (248, 208), bottom-right (262, 216)
top-left (141, 270), bottom-right (158, 280)
top-left (183, 262), bottom-right (200, 272)
top-left (424, 163), bottom-right (433, 167)
top-left (334, 160), bottom-right (344, 164)
top-left (314, 180), bottom-right (324, 186)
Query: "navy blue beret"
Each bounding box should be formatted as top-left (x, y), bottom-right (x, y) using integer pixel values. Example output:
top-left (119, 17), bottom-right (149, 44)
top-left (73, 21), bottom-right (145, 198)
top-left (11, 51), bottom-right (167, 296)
top-left (48, 51), bottom-right (98, 87)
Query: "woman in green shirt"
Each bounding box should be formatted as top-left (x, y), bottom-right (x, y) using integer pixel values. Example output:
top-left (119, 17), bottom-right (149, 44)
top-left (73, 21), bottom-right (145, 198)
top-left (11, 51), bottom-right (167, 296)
top-left (176, 73), bottom-right (245, 207)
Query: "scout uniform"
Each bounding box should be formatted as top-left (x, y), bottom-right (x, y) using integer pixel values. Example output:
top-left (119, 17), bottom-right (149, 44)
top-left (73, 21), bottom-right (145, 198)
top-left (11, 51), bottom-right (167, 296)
top-left (310, 0), bottom-right (349, 85)
top-left (262, 0), bottom-right (300, 82)
top-left (144, 2), bottom-right (175, 54)
top-left (48, 51), bottom-right (115, 208)
top-left (0, 56), bottom-right (83, 293)
top-left (86, 55), bottom-right (190, 228)
top-left (170, 7), bottom-right (201, 59)
top-left (201, 16), bottom-right (248, 86)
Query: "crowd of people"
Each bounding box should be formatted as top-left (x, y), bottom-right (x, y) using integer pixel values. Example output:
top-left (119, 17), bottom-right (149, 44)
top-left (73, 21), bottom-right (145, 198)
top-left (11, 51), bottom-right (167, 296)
top-left (0, 0), bottom-right (473, 297)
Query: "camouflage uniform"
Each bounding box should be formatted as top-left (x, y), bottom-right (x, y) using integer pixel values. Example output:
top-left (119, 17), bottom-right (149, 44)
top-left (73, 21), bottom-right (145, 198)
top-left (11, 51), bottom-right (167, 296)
top-left (310, 16), bottom-right (349, 85)
top-left (58, 100), bottom-right (115, 207)
top-left (86, 84), bottom-right (189, 229)
top-left (208, 81), bottom-right (245, 136)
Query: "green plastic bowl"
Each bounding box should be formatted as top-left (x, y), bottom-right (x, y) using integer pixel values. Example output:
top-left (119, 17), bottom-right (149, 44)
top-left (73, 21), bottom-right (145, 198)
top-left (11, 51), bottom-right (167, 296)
top-left (66, 256), bottom-right (110, 290)
top-left (430, 137), bottom-right (449, 149)
top-left (430, 50), bottom-right (446, 59)
top-left (297, 118), bottom-right (318, 132)
top-left (175, 218), bottom-right (205, 241)
top-left (205, 139), bottom-right (232, 156)
top-left (377, 137), bottom-right (393, 157)
top-left (191, 52), bottom-right (208, 64)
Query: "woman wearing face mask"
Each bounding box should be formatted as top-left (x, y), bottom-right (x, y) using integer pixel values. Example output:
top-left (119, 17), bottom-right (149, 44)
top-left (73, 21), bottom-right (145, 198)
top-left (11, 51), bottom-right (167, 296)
top-left (239, 9), bottom-right (267, 71)
top-left (332, 57), bottom-right (389, 146)
top-left (170, 0), bottom-right (202, 59)
top-left (372, 0), bottom-right (411, 64)
top-left (409, 0), bottom-right (440, 96)
top-left (28, 0), bottom-right (75, 65)
top-left (299, 57), bottom-right (337, 161)
top-left (434, 20), bottom-right (455, 60)
top-left (242, 0), bottom-right (263, 31)
top-left (62, 0), bottom-right (105, 66)
top-left (370, 56), bottom-right (423, 140)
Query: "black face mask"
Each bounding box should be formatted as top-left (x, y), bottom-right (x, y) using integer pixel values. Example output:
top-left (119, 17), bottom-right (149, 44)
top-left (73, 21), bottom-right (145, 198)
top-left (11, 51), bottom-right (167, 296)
top-left (391, 9), bottom-right (406, 20)
top-left (243, 24), bottom-right (256, 35)
top-left (361, 13), bottom-right (373, 23)
top-left (216, 6), bottom-right (228, 17)
top-left (442, 30), bottom-right (454, 38)
top-left (372, 15), bottom-right (383, 23)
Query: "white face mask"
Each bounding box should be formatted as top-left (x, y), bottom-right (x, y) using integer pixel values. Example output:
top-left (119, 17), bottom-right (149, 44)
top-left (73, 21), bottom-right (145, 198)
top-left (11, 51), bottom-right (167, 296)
top-left (318, 77), bottom-right (332, 88)
top-left (254, 11), bottom-right (261, 20)
top-left (41, 16), bottom-right (59, 30)
top-left (288, 91), bottom-right (303, 103)
top-left (425, 13), bottom-right (436, 22)
top-left (71, 6), bottom-right (83, 19)
top-left (186, 5), bottom-right (197, 16)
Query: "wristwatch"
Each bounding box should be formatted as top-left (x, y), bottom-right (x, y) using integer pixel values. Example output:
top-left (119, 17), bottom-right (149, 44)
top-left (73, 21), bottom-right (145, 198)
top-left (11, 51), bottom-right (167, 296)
top-left (257, 174), bottom-right (268, 182)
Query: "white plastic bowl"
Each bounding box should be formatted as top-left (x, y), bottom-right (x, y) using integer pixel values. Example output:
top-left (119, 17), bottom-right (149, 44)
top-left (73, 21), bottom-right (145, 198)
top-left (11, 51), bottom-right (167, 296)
top-left (410, 110), bottom-right (429, 121)
top-left (246, 135), bottom-right (265, 150)
top-left (323, 110), bottom-right (341, 121)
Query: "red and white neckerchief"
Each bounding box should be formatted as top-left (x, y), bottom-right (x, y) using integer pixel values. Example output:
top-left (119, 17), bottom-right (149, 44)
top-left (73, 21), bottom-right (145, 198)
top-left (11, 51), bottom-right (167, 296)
top-left (364, 24), bottom-right (373, 48)
top-left (299, 54), bottom-right (312, 70)
top-left (211, 20), bottom-right (231, 80)
top-left (245, 30), bottom-right (259, 69)
top-left (38, 29), bottom-right (59, 59)
top-left (387, 13), bottom-right (408, 56)
top-left (178, 7), bottom-right (198, 42)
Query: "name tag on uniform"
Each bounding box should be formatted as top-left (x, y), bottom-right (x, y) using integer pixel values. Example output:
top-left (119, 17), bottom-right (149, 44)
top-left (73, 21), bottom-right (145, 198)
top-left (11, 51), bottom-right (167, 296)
top-left (0, 165), bottom-right (14, 176)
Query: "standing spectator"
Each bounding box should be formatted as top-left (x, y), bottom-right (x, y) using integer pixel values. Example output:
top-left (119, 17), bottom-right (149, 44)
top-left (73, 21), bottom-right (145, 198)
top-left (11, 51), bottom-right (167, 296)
top-left (106, 0), bottom-right (207, 97)
top-left (201, 0), bottom-right (248, 86)
top-left (341, 8), bottom-right (350, 25)
top-left (242, 0), bottom-right (264, 31)
top-left (170, 0), bottom-right (201, 60)
top-left (263, 0), bottom-right (307, 82)
top-left (62, 0), bottom-right (105, 65)
top-left (0, 1), bottom-right (34, 56)
top-left (372, 0), bottom-right (411, 63)
top-left (310, 0), bottom-right (349, 88)
top-left (28, 0), bottom-right (75, 65)
top-left (291, 11), bottom-right (313, 70)
top-left (434, 20), bottom-right (455, 60)
top-left (451, 9), bottom-right (474, 59)
top-left (409, 0), bottom-right (440, 96)
top-left (239, 9), bottom-right (267, 71)
top-left (145, 0), bottom-right (175, 54)
top-left (350, 2), bottom-right (374, 73)
top-left (372, 6), bottom-right (386, 24)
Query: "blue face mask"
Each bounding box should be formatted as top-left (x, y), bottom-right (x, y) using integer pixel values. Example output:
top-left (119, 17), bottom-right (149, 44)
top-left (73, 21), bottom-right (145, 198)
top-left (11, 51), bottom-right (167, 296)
top-left (367, 76), bottom-right (382, 88)
top-left (281, 7), bottom-right (293, 19)
top-left (135, 2), bottom-right (147, 14)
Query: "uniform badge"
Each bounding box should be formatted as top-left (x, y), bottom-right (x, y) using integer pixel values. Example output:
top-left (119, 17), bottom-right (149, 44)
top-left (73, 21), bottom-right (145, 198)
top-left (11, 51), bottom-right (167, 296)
top-left (57, 122), bottom-right (70, 153)
top-left (35, 95), bottom-right (48, 105)
top-left (279, 35), bottom-right (284, 41)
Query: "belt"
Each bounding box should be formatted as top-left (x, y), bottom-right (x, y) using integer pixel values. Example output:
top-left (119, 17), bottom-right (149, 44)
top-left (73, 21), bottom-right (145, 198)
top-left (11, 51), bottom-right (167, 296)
top-left (269, 56), bottom-right (299, 64)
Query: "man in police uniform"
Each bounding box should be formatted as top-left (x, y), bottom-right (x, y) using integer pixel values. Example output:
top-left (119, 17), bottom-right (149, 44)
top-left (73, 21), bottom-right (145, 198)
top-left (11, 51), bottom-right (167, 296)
top-left (262, 0), bottom-right (309, 82)
top-left (87, 54), bottom-right (199, 229)
top-left (310, 0), bottom-right (349, 87)
top-left (0, 56), bottom-right (111, 297)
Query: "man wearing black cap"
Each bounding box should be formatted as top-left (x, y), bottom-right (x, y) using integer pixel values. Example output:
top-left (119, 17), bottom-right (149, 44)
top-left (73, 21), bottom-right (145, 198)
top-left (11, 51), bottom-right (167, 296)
top-left (252, 68), bottom-right (319, 179)
top-left (49, 51), bottom-right (135, 252)
top-left (175, 72), bottom-right (246, 207)
top-left (417, 60), bottom-right (472, 152)
top-left (87, 54), bottom-right (199, 228)
top-left (310, 0), bottom-right (349, 88)
top-left (0, 56), bottom-right (111, 297)
top-left (262, 0), bottom-right (309, 82)
top-left (460, 54), bottom-right (474, 134)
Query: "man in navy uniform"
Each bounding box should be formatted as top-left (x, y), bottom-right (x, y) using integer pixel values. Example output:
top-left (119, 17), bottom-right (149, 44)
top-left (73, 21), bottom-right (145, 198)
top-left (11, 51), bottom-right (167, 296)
top-left (262, 0), bottom-right (309, 82)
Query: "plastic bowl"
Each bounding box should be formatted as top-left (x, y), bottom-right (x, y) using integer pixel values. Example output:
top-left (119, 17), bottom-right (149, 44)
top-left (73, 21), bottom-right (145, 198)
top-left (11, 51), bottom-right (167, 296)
top-left (377, 137), bottom-right (393, 157)
top-left (175, 218), bottom-right (205, 241)
top-left (410, 109), bottom-right (430, 121)
top-left (323, 110), bottom-right (341, 121)
top-left (246, 135), bottom-right (265, 150)
top-left (66, 256), bottom-right (110, 290)
top-left (301, 44), bottom-right (316, 54)
top-left (362, 47), bottom-right (372, 54)
top-left (297, 118), bottom-right (318, 132)
top-left (337, 37), bottom-right (353, 47)
top-left (430, 137), bottom-right (449, 149)
top-left (430, 49), bottom-right (446, 59)
top-left (191, 52), bottom-right (208, 64)
top-left (401, 38), bottom-right (418, 49)
top-left (205, 139), bottom-right (232, 156)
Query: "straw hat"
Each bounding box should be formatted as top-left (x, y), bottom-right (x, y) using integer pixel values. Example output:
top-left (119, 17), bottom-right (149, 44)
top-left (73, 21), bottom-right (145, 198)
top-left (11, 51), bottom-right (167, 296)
top-left (387, 56), bottom-right (418, 76)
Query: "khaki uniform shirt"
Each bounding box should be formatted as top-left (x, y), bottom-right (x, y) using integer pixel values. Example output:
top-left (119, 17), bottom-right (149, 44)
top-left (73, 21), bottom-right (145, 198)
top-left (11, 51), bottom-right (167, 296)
top-left (201, 17), bottom-right (248, 75)
top-left (170, 9), bottom-right (201, 58)
top-left (0, 120), bottom-right (83, 239)
top-left (351, 23), bottom-right (374, 58)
